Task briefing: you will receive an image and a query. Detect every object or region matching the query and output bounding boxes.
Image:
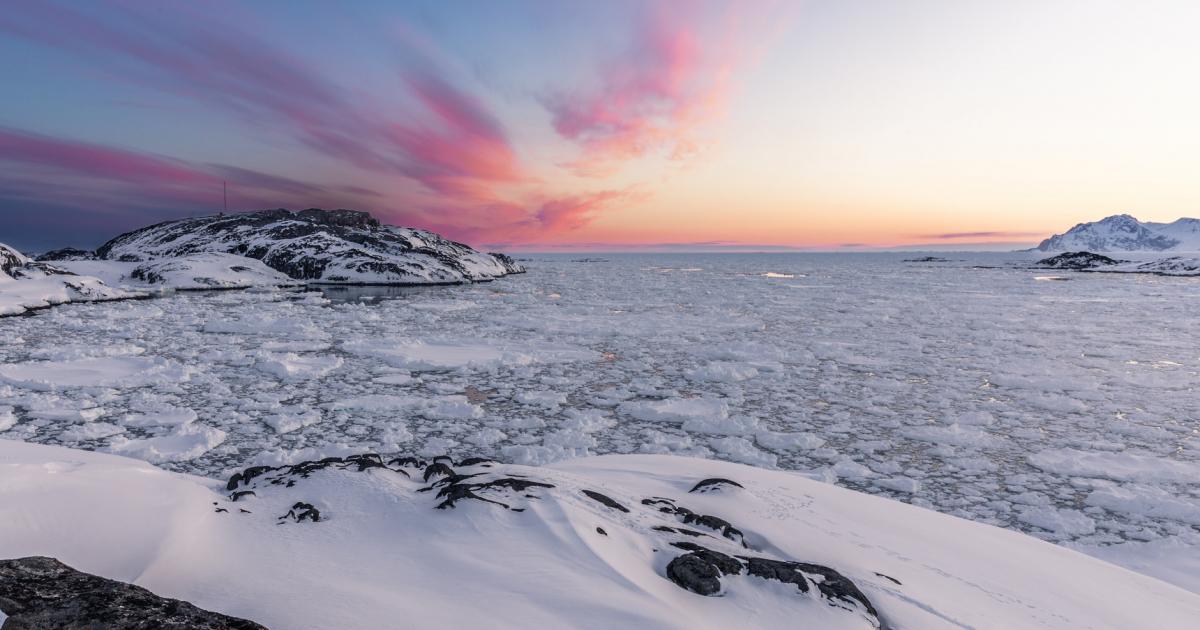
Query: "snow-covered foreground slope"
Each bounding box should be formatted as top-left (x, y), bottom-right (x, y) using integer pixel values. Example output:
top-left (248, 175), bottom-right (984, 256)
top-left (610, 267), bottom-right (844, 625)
top-left (89, 208), bottom-right (524, 284)
top-left (2, 441), bottom-right (1197, 629)
top-left (1036, 214), bottom-right (1200, 252)
top-left (0, 242), bottom-right (144, 316)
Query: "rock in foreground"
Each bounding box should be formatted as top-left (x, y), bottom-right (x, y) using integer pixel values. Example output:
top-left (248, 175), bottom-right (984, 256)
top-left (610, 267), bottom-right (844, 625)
top-left (0, 556), bottom-right (264, 629)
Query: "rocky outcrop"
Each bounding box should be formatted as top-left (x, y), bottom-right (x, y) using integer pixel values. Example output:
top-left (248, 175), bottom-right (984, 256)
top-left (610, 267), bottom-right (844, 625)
top-left (0, 245), bottom-right (70, 280)
top-left (221, 453), bottom-right (884, 628)
top-left (35, 248), bottom-right (96, 262)
top-left (93, 208), bottom-right (524, 285)
top-left (0, 243), bottom-right (144, 316)
top-left (1031, 251), bottom-right (1200, 276)
top-left (1035, 251), bottom-right (1124, 270)
top-left (0, 556), bottom-right (265, 629)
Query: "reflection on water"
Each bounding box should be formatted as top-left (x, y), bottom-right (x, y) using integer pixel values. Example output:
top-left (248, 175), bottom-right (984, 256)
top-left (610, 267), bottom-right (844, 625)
top-left (312, 284), bottom-right (464, 303)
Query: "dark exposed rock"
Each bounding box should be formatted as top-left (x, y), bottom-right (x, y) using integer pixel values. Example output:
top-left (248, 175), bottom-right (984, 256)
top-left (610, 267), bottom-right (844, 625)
top-left (665, 553), bottom-right (725, 596)
top-left (0, 556), bottom-right (265, 629)
top-left (432, 476), bottom-right (555, 510)
top-left (281, 502), bottom-right (320, 523)
top-left (596, 527), bottom-right (607, 536)
top-left (641, 498), bottom-right (745, 546)
top-left (653, 525), bottom-right (709, 538)
top-left (1035, 251), bottom-right (1124, 269)
top-left (688, 478), bottom-right (744, 494)
top-left (662, 542), bottom-right (880, 622)
top-left (457, 457), bottom-right (496, 467)
top-left (387, 456), bottom-right (426, 469)
top-left (35, 247), bottom-right (96, 262)
top-left (581, 490), bottom-right (630, 513)
top-left (423, 462), bottom-right (455, 482)
top-left (902, 256), bottom-right (949, 263)
top-left (93, 208), bottom-right (524, 284)
top-left (875, 572), bottom-right (902, 585)
top-left (229, 491), bottom-right (256, 502)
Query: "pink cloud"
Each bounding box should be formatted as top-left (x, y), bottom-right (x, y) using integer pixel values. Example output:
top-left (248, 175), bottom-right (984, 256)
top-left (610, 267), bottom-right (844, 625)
top-left (0, 128), bottom-right (379, 218)
top-left (387, 71), bottom-right (526, 197)
top-left (0, 128), bottom-right (210, 187)
top-left (544, 6), bottom-right (750, 176)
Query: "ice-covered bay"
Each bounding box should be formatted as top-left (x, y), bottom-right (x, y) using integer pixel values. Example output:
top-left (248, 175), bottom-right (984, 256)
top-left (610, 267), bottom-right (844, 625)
top-left (1, 252), bottom-right (1198, 588)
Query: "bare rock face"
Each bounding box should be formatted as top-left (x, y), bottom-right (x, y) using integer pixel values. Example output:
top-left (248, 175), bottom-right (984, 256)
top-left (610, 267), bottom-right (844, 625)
top-left (0, 556), bottom-right (266, 629)
top-left (35, 248), bottom-right (97, 262)
top-left (93, 208), bottom-right (525, 285)
top-left (1035, 251), bottom-right (1124, 270)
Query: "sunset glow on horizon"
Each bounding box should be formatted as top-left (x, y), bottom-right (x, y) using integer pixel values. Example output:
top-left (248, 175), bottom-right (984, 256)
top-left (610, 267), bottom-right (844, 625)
top-left (2, 0), bottom-right (1199, 252)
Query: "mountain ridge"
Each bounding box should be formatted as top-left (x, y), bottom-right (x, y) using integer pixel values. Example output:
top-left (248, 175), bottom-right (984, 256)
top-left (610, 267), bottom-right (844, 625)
top-left (1037, 214), bottom-right (1200, 252)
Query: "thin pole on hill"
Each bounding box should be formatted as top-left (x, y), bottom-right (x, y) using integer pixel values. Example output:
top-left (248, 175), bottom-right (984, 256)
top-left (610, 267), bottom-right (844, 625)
top-left (223, 181), bottom-right (228, 214)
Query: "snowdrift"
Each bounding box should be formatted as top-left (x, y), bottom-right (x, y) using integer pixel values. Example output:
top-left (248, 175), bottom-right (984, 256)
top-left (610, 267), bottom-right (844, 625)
top-left (1, 441), bottom-right (1197, 629)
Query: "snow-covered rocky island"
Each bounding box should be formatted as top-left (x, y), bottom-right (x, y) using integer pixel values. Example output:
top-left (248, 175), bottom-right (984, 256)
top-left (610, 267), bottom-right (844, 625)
top-left (0, 208), bottom-right (524, 315)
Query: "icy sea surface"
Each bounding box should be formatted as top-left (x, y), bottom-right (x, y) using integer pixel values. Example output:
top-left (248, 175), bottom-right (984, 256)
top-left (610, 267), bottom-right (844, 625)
top-left (2, 253), bottom-right (1198, 568)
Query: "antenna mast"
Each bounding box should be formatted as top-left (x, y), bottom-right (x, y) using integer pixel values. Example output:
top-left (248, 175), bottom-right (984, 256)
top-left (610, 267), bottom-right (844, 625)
top-left (223, 181), bottom-right (228, 213)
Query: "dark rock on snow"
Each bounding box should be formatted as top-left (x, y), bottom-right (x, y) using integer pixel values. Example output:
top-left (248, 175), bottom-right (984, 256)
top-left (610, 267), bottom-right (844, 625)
top-left (219, 455), bottom-right (883, 627)
top-left (0, 556), bottom-right (265, 629)
top-left (1035, 251), bottom-right (1124, 269)
top-left (35, 247), bottom-right (96, 262)
top-left (580, 489), bottom-right (630, 513)
top-left (688, 478), bottom-right (744, 494)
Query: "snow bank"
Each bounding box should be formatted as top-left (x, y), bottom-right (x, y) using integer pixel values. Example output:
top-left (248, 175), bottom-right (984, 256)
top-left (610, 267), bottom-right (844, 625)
top-left (0, 242), bottom-right (144, 316)
top-left (1, 441), bottom-right (1198, 629)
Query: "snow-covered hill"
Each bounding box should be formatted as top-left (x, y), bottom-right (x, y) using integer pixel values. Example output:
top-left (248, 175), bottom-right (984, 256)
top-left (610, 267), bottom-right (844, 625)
top-left (1036, 214), bottom-right (1200, 252)
top-left (2, 441), bottom-right (1198, 629)
top-left (86, 208), bottom-right (524, 284)
top-left (0, 243), bottom-right (144, 316)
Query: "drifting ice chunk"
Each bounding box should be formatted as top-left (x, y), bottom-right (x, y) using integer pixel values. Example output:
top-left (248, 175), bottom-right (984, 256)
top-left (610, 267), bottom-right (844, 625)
top-left (106, 423), bottom-right (227, 463)
top-left (0, 356), bottom-right (191, 391)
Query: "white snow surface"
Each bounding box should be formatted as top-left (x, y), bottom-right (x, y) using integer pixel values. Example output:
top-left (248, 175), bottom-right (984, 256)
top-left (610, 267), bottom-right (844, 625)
top-left (2, 440), bottom-right (1198, 629)
top-left (0, 242), bottom-right (144, 316)
top-left (2, 252), bottom-right (1199, 594)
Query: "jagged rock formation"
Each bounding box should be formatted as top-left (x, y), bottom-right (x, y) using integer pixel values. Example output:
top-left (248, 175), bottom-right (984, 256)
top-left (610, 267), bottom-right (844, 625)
top-left (0, 556), bottom-right (265, 629)
top-left (93, 208), bottom-right (524, 284)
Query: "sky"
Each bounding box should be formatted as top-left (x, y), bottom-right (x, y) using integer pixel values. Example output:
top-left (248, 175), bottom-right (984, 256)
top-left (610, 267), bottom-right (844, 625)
top-left (1, 0), bottom-right (1199, 252)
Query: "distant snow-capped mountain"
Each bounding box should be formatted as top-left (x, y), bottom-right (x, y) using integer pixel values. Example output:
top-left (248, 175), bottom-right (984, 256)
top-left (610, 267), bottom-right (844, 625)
top-left (1036, 214), bottom-right (1200, 252)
